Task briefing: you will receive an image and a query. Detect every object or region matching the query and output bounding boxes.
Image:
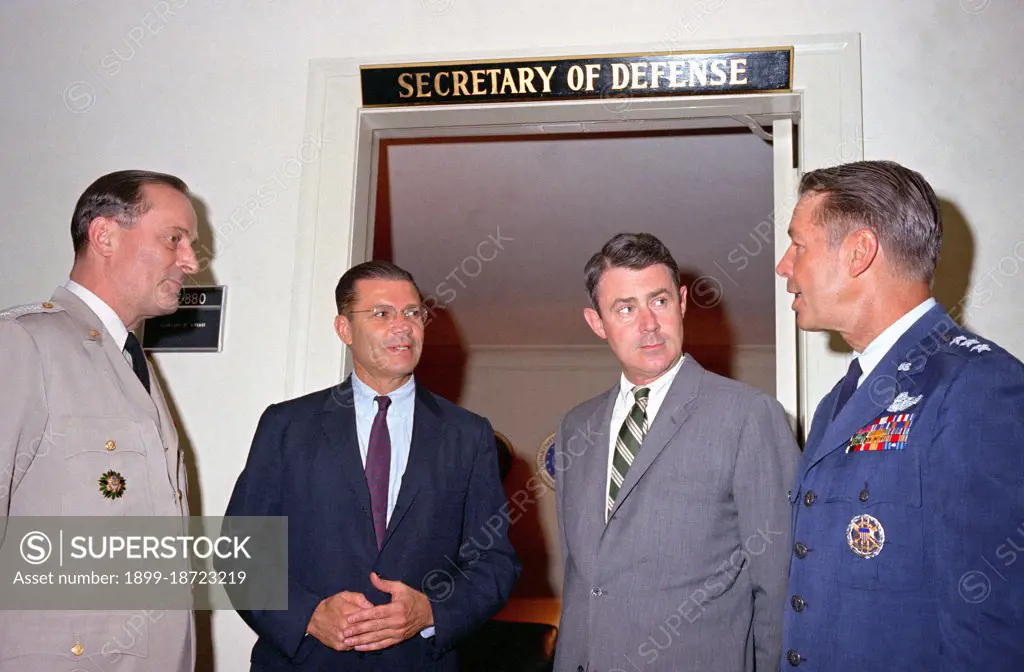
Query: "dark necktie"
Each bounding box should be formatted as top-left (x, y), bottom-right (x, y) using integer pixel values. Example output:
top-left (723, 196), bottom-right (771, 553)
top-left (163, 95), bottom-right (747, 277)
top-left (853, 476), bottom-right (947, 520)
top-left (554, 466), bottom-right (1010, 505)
top-left (123, 332), bottom-right (151, 394)
top-left (833, 358), bottom-right (863, 419)
top-left (365, 395), bottom-right (392, 549)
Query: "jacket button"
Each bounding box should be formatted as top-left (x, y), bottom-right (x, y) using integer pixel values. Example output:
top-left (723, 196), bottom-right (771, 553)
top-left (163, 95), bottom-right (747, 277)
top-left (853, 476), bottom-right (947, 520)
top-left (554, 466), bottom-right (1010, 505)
top-left (591, 587), bottom-right (603, 597)
top-left (794, 542), bottom-right (809, 559)
top-left (803, 491), bottom-right (816, 506)
top-left (577, 666), bottom-right (585, 672)
top-left (71, 642), bottom-right (84, 656)
top-left (787, 649), bottom-right (803, 666)
top-left (105, 440), bottom-right (116, 452)
top-left (859, 489), bottom-right (870, 502)
top-left (791, 595), bottom-right (806, 612)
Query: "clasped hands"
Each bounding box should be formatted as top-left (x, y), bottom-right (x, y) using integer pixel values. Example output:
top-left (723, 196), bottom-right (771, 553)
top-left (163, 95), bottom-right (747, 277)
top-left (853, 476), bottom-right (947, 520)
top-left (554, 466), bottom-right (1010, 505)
top-left (306, 572), bottom-right (435, 652)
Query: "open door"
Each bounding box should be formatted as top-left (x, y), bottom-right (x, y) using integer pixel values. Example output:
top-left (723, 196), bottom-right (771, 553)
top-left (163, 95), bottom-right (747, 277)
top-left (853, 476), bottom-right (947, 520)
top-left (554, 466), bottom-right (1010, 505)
top-left (772, 118), bottom-right (801, 439)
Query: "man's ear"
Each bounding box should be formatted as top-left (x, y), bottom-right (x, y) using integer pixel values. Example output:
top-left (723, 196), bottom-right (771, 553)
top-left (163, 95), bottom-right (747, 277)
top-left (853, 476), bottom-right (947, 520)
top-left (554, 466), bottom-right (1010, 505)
top-left (847, 228), bottom-right (879, 278)
top-left (678, 284), bottom-right (688, 319)
top-left (583, 307), bottom-right (607, 340)
top-left (88, 217), bottom-right (120, 258)
top-left (334, 314), bottom-right (354, 346)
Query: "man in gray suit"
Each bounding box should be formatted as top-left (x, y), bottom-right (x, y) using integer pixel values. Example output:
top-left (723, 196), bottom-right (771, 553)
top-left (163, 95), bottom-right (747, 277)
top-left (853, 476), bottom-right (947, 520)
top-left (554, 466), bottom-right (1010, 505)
top-left (554, 233), bottom-right (799, 672)
top-left (0, 170), bottom-right (199, 671)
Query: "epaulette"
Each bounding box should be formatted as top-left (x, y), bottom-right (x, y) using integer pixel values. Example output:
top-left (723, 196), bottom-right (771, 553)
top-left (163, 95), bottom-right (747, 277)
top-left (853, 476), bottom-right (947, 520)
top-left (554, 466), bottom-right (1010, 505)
top-left (0, 301), bottom-right (65, 321)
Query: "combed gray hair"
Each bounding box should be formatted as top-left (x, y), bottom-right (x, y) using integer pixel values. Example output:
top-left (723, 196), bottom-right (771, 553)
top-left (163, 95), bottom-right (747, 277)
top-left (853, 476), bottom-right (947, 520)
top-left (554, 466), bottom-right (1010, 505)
top-left (799, 160), bottom-right (942, 282)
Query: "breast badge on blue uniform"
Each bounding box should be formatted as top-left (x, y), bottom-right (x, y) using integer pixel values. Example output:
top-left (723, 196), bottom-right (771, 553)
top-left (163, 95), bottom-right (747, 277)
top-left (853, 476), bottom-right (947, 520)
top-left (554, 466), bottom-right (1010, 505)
top-left (846, 413), bottom-right (915, 453)
top-left (98, 470), bottom-right (126, 499)
top-left (847, 514), bottom-right (885, 559)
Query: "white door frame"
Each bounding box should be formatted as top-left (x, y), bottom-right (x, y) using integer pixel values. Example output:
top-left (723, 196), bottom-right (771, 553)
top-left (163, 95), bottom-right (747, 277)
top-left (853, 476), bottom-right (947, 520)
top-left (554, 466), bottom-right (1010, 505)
top-left (286, 34), bottom-right (862, 441)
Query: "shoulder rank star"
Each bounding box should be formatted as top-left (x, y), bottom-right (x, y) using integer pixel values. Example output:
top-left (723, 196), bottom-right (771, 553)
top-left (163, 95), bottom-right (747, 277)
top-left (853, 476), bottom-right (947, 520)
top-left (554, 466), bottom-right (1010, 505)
top-left (98, 470), bottom-right (127, 499)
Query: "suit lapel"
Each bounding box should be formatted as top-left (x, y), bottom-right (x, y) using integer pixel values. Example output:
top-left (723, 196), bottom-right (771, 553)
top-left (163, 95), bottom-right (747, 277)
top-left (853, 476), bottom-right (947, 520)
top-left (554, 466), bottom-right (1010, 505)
top-left (568, 387), bottom-right (616, 559)
top-left (53, 287), bottom-right (159, 426)
top-left (606, 355), bottom-right (700, 523)
top-left (805, 305), bottom-right (952, 471)
top-left (320, 379), bottom-right (374, 523)
top-left (382, 384), bottom-right (442, 549)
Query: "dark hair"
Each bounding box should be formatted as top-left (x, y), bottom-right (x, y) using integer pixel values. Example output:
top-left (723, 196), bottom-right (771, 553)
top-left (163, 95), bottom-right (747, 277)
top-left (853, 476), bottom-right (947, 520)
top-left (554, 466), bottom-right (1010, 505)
top-left (334, 260), bottom-right (421, 314)
top-left (584, 233), bottom-right (681, 311)
top-left (71, 170), bottom-right (189, 255)
top-left (799, 160), bottom-right (942, 282)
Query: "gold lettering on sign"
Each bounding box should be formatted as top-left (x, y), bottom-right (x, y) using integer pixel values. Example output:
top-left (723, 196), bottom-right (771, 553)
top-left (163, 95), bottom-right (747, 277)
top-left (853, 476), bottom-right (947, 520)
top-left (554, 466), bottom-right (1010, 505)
top-left (630, 62), bottom-right (648, 89)
top-left (566, 64), bottom-right (584, 91)
top-left (650, 62), bottom-right (666, 89)
top-left (487, 68), bottom-right (501, 92)
top-left (730, 58), bottom-right (748, 85)
top-left (518, 67), bottom-right (537, 93)
top-left (585, 63), bottom-right (601, 91)
top-left (397, 72), bottom-right (415, 98)
top-left (612, 63), bottom-right (630, 90)
top-left (453, 70), bottom-right (470, 96)
top-left (690, 61), bottom-right (707, 87)
top-left (710, 59), bottom-right (728, 85)
top-left (499, 68), bottom-right (518, 95)
top-left (435, 71), bottom-right (451, 96)
top-left (471, 69), bottom-right (486, 95)
top-left (669, 61), bottom-right (685, 88)
top-left (535, 65), bottom-right (556, 93)
top-left (415, 72), bottom-right (431, 98)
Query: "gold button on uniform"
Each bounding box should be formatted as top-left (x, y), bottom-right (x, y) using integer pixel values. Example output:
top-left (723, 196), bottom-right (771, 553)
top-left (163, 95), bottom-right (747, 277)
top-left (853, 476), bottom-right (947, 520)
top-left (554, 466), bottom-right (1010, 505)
top-left (105, 440), bottom-right (116, 452)
top-left (88, 329), bottom-right (100, 339)
top-left (71, 642), bottom-right (84, 656)
top-left (42, 302), bottom-right (53, 309)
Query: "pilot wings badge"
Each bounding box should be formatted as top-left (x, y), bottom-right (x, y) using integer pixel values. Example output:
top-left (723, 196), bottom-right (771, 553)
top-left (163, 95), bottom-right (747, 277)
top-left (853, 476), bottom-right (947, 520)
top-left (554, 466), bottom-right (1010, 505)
top-left (886, 391), bottom-right (922, 413)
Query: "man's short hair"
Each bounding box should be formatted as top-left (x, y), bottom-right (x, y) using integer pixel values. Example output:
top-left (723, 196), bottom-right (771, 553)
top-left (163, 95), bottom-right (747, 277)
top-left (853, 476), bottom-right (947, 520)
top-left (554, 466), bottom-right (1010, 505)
top-left (334, 261), bottom-right (422, 315)
top-left (584, 233), bottom-right (681, 311)
top-left (799, 160), bottom-right (942, 282)
top-left (71, 170), bottom-right (189, 256)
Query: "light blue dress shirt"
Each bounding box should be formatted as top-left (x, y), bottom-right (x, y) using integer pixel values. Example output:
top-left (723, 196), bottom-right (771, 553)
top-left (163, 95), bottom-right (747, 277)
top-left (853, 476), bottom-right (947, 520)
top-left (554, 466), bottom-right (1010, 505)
top-left (351, 373), bottom-right (435, 639)
top-left (351, 372), bottom-right (416, 525)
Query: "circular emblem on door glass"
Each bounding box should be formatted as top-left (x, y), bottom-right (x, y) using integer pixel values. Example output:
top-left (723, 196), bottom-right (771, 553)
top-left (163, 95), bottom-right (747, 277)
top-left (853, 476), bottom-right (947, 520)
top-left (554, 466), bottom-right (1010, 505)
top-left (847, 513), bottom-right (884, 558)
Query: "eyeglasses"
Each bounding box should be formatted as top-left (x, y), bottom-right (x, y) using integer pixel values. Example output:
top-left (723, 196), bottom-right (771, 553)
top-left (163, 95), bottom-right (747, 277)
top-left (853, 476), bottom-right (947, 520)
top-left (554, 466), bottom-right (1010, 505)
top-left (348, 305), bottom-right (426, 325)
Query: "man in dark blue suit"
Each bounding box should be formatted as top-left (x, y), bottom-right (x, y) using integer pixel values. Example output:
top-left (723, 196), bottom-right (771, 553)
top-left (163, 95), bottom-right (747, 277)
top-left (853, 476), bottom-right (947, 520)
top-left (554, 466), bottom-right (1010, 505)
top-left (776, 160), bottom-right (1024, 670)
top-left (225, 261), bottom-right (520, 670)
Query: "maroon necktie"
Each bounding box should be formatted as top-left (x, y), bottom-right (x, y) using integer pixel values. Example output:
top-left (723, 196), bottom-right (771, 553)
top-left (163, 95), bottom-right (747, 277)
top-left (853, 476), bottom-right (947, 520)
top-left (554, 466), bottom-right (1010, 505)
top-left (365, 395), bottom-right (392, 549)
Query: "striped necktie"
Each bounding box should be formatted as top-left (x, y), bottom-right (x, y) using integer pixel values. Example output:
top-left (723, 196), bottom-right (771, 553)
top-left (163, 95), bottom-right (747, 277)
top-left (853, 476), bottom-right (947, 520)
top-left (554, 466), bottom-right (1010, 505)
top-left (608, 386), bottom-right (650, 520)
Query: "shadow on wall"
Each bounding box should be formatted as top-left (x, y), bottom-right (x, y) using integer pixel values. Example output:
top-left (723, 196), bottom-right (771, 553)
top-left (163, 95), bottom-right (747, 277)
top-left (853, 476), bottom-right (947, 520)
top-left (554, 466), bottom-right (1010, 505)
top-left (825, 197), bottom-right (976, 353)
top-left (680, 269), bottom-right (736, 381)
top-left (147, 192), bottom-right (218, 671)
top-left (933, 199), bottom-right (975, 327)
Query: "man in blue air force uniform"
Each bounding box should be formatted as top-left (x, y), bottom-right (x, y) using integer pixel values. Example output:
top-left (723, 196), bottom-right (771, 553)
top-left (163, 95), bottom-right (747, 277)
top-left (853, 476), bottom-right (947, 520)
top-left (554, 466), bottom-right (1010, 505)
top-left (775, 160), bottom-right (1024, 670)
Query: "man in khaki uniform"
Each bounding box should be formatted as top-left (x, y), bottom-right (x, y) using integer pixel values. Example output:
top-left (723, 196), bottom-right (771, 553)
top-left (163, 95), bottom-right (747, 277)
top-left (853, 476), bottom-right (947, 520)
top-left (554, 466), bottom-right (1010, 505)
top-left (0, 170), bottom-right (200, 671)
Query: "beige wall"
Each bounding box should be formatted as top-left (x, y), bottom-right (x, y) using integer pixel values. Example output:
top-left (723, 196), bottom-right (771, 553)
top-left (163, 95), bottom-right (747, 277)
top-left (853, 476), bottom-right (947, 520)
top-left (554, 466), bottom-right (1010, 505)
top-left (1, 1), bottom-right (1021, 669)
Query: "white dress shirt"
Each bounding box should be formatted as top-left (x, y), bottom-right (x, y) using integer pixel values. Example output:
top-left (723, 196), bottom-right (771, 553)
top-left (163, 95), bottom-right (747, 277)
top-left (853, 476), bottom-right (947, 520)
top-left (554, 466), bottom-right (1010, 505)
top-left (852, 298), bottom-right (937, 387)
top-left (606, 354), bottom-right (686, 514)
